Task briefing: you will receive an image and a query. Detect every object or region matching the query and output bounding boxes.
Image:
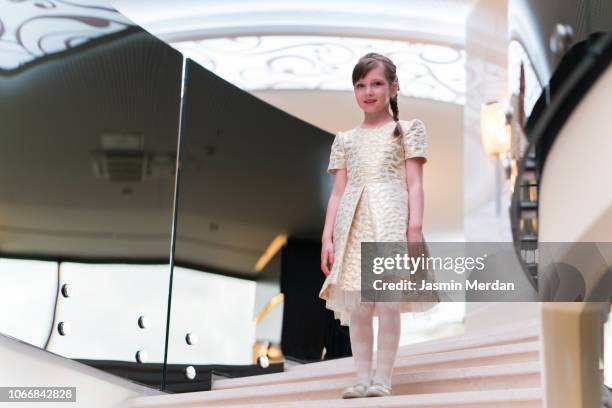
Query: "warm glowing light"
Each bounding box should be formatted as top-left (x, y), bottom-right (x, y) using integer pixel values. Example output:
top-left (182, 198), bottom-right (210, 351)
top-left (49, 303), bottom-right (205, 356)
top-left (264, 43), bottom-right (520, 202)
top-left (254, 235), bottom-right (287, 272)
top-left (480, 101), bottom-right (511, 156)
top-left (253, 292), bottom-right (285, 325)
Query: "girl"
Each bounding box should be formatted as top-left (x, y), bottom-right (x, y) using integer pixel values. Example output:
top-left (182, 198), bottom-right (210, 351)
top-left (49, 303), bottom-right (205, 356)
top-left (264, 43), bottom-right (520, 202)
top-left (319, 52), bottom-right (437, 398)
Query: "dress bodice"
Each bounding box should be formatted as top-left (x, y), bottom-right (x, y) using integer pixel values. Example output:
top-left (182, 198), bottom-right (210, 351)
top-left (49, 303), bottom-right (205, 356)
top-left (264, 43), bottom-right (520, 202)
top-left (326, 119), bottom-right (427, 186)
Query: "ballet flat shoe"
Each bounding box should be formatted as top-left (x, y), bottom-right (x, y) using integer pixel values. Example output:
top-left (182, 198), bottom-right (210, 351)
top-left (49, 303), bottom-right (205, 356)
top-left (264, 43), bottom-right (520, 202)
top-left (341, 383), bottom-right (369, 399)
top-left (365, 382), bottom-right (392, 397)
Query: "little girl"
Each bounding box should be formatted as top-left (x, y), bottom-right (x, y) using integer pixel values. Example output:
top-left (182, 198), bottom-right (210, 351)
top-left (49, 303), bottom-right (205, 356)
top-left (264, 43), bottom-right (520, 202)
top-left (319, 52), bottom-right (436, 398)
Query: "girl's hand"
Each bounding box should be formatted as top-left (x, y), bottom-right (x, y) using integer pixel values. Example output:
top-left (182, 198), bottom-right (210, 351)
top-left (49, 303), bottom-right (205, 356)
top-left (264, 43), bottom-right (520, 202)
top-left (407, 227), bottom-right (424, 261)
top-left (321, 239), bottom-right (335, 276)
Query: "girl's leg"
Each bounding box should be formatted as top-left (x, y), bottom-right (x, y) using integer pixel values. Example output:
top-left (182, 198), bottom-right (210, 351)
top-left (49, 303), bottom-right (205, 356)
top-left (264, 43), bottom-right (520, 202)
top-left (372, 302), bottom-right (402, 387)
top-left (349, 302), bottom-right (375, 384)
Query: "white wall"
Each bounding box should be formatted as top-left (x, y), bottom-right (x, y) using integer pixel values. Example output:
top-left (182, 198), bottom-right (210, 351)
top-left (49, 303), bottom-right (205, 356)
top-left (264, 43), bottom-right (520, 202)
top-left (539, 64), bottom-right (612, 244)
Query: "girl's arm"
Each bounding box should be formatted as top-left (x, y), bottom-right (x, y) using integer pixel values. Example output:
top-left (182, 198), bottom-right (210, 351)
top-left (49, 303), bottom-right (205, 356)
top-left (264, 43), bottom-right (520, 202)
top-left (405, 158), bottom-right (425, 234)
top-left (322, 169), bottom-right (348, 243)
top-left (321, 169), bottom-right (347, 276)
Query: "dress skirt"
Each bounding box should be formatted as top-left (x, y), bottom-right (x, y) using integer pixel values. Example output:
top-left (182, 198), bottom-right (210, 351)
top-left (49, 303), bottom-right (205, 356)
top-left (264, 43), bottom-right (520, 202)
top-left (320, 190), bottom-right (438, 327)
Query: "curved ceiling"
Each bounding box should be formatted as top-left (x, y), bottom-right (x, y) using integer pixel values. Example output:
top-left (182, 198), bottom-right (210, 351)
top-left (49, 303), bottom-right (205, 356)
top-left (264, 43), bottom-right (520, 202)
top-left (112, 0), bottom-right (474, 106)
top-left (112, 0), bottom-right (475, 47)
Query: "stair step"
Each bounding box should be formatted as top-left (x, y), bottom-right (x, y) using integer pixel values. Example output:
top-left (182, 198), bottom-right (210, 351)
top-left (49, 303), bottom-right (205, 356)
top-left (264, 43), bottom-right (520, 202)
top-left (126, 387), bottom-right (541, 408)
top-left (520, 201), bottom-right (538, 210)
top-left (213, 341), bottom-right (539, 390)
top-left (393, 361), bottom-right (540, 395)
top-left (396, 340), bottom-right (538, 370)
top-left (210, 388), bottom-right (542, 408)
top-left (125, 362), bottom-right (540, 407)
top-left (520, 234), bottom-right (538, 242)
top-left (366, 318), bottom-right (534, 357)
top-left (525, 158), bottom-right (537, 170)
top-left (284, 319), bottom-right (539, 376)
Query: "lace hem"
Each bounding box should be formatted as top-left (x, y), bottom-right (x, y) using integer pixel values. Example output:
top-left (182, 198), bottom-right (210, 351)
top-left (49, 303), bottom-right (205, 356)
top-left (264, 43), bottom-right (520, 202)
top-left (321, 283), bottom-right (439, 327)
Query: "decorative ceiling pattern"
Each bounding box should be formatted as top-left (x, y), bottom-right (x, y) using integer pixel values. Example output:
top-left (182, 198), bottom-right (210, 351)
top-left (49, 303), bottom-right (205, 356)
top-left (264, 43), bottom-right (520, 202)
top-left (0, 0), bottom-right (133, 71)
top-left (172, 35), bottom-right (466, 105)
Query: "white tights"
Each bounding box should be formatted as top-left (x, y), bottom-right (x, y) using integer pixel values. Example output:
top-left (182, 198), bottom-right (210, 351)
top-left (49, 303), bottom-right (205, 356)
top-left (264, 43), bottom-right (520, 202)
top-left (348, 302), bottom-right (402, 387)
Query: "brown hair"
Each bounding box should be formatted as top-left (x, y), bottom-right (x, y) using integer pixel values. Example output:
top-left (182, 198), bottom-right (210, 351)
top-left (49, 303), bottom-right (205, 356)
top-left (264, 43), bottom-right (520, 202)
top-left (352, 52), bottom-right (403, 138)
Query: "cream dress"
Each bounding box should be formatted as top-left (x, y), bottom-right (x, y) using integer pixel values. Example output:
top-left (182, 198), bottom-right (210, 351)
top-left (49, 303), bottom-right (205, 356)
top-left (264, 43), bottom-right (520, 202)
top-left (319, 119), bottom-right (439, 326)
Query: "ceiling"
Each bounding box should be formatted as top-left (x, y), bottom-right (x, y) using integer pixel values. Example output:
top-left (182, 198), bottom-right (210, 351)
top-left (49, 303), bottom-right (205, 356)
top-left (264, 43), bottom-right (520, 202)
top-left (170, 35), bottom-right (466, 105)
top-left (111, 0), bottom-right (473, 107)
top-left (112, 0), bottom-right (475, 47)
top-left (0, 0), bottom-right (133, 72)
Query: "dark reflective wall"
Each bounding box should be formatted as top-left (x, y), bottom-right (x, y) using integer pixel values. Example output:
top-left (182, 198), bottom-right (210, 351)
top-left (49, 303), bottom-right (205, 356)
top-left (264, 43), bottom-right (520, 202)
top-left (164, 59), bottom-right (337, 390)
top-left (0, 4), bottom-right (182, 389)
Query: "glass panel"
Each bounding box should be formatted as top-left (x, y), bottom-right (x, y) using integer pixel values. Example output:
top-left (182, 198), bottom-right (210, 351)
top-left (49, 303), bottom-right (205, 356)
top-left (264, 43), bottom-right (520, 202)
top-left (0, 1), bottom-right (182, 390)
top-left (164, 59), bottom-right (340, 392)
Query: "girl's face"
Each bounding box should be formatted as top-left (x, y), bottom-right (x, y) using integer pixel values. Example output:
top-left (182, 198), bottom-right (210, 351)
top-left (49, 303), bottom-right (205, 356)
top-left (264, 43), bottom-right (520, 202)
top-left (353, 63), bottom-right (398, 114)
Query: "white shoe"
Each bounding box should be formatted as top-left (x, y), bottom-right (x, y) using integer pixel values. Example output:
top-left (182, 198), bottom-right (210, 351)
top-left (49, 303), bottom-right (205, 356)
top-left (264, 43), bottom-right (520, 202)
top-left (365, 382), bottom-right (392, 397)
top-left (341, 383), bottom-right (369, 399)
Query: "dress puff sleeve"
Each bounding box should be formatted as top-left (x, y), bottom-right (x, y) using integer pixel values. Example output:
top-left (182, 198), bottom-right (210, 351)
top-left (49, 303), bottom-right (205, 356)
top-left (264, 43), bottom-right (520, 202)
top-left (402, 119), bottom-right (428, 164)
top-left (327, 131), bottom-right (346, 175)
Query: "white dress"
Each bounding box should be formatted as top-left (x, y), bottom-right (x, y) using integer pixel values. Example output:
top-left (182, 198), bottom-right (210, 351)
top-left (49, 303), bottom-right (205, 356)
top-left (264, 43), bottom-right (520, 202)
top-left (319, 119), bottom-right (439, 326)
